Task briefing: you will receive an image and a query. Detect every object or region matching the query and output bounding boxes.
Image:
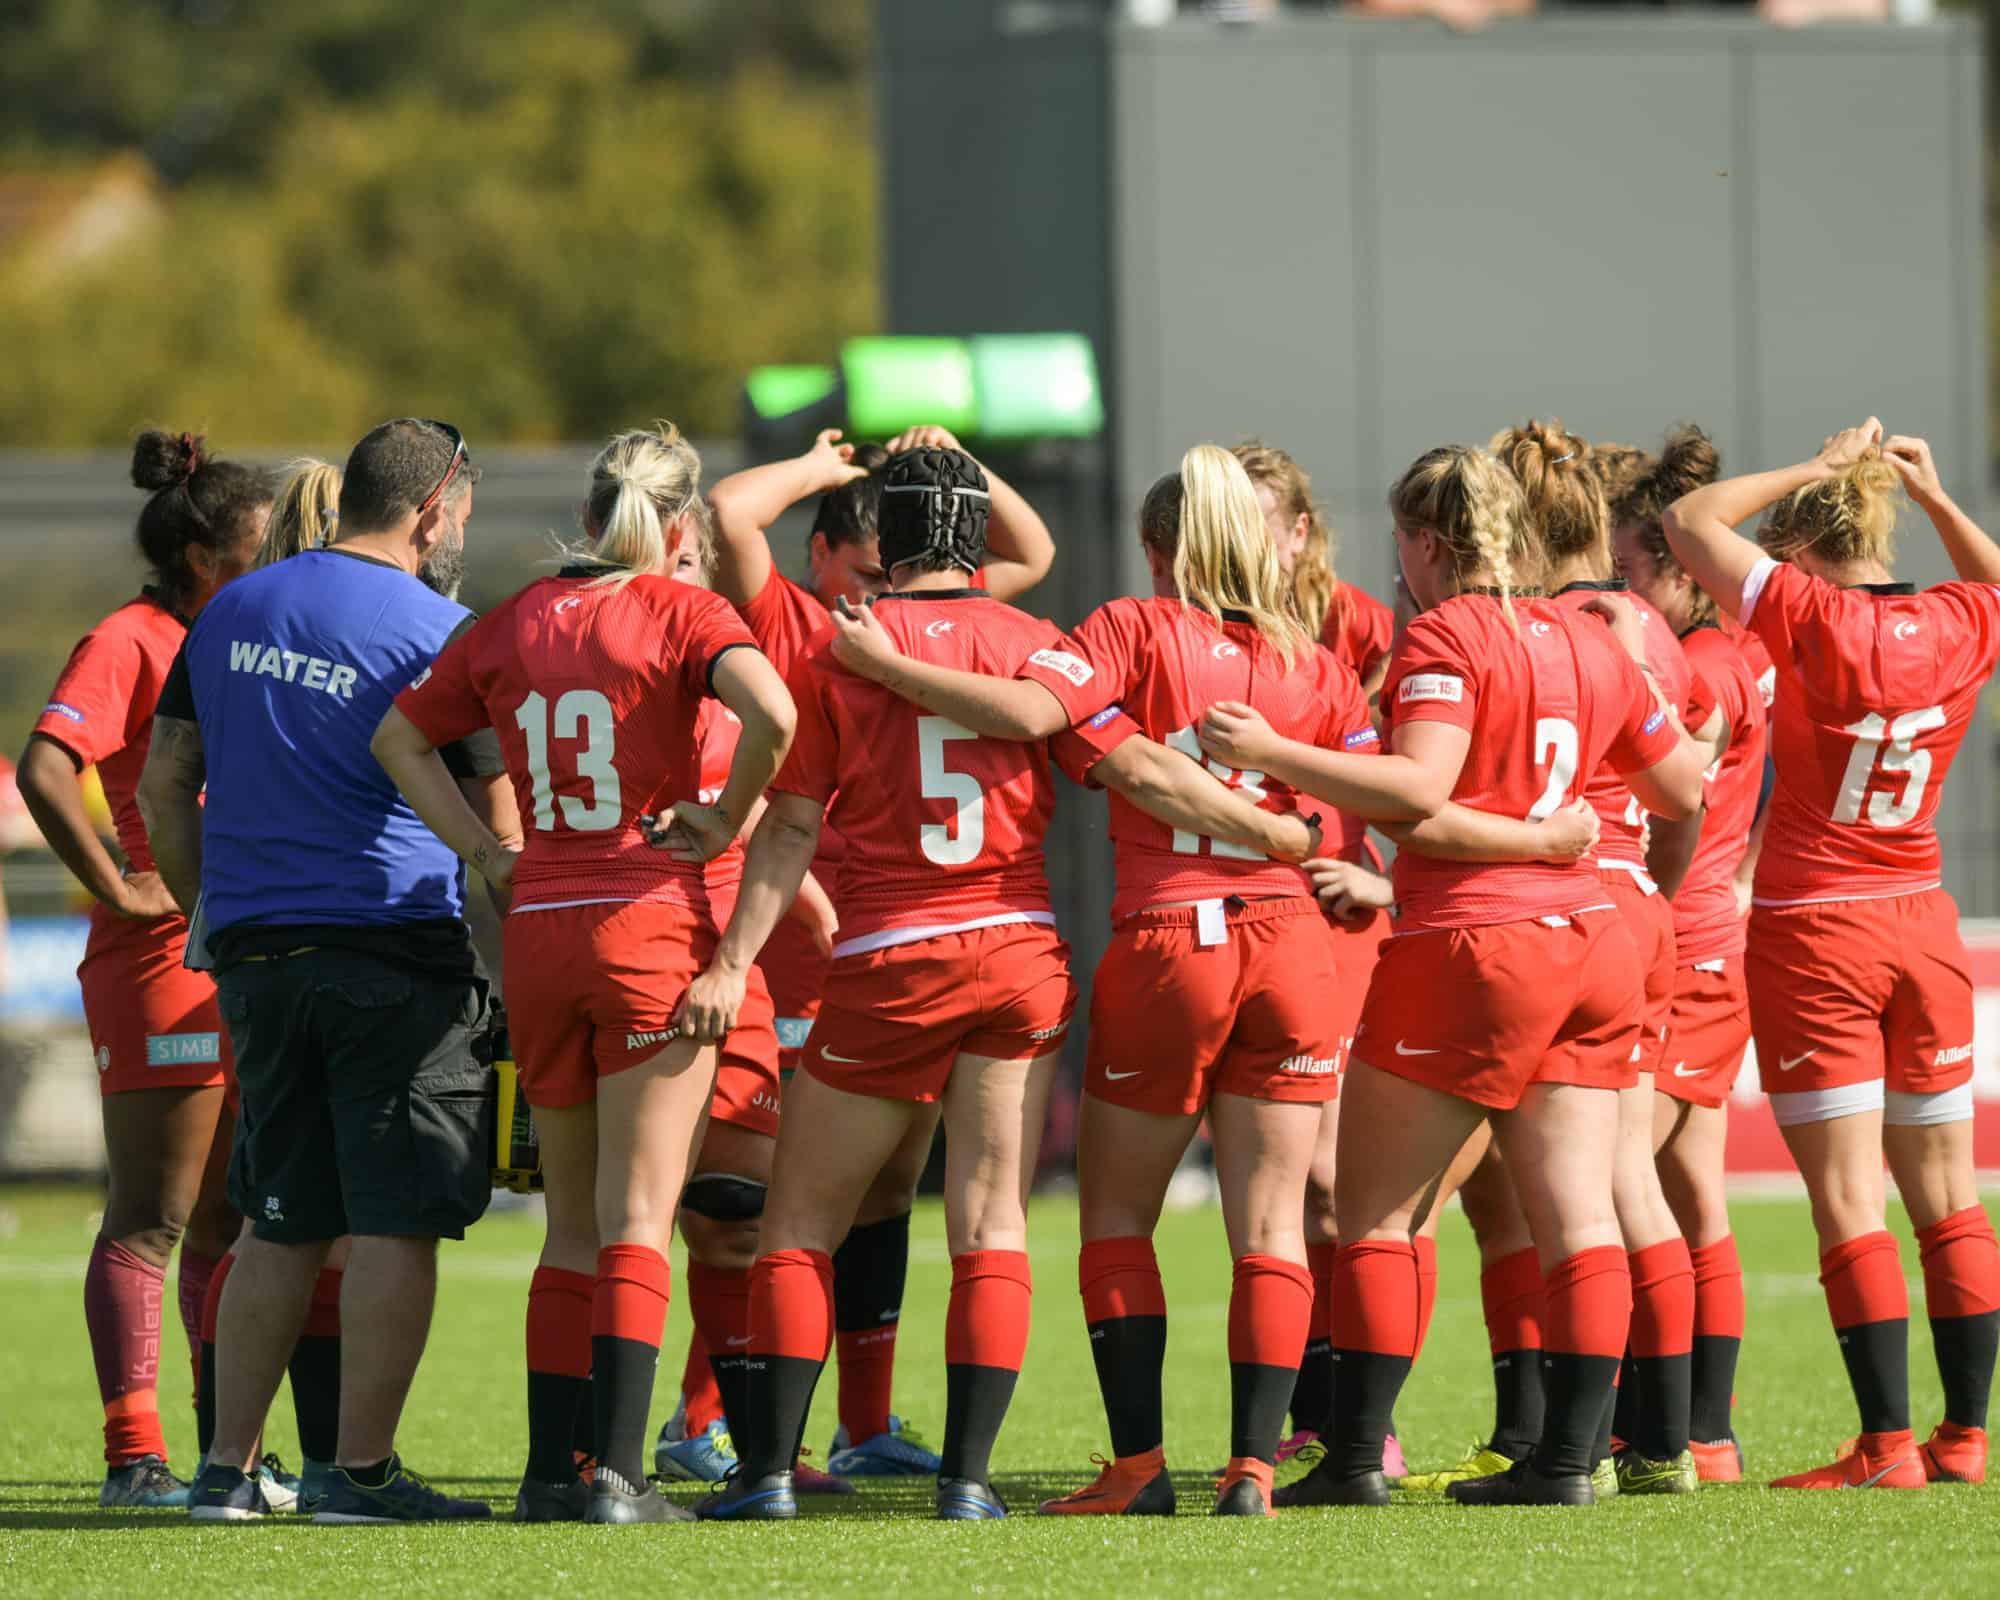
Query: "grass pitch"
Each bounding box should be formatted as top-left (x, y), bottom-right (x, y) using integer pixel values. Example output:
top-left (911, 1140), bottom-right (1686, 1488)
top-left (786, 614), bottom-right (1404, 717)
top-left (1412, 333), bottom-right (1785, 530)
top-left (1, 1184), bottom-right (1995, 1599)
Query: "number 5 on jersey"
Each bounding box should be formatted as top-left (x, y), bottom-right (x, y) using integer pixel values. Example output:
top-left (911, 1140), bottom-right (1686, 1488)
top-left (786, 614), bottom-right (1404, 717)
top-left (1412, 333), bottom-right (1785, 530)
top-left (918, 715), bottom-right (986, 865)
top-left (516, 689), bottom-right (620, 831)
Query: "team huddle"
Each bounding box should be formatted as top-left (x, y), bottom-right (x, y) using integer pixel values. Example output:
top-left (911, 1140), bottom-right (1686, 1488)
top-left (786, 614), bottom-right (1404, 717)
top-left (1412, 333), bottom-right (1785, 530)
top-left (26, 406), bottom-right (2000, 1525)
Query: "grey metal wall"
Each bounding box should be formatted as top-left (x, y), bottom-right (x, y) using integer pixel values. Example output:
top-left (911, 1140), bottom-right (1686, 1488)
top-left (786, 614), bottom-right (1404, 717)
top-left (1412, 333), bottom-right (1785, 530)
top-left (880, 7), bottom-right (1998, 910)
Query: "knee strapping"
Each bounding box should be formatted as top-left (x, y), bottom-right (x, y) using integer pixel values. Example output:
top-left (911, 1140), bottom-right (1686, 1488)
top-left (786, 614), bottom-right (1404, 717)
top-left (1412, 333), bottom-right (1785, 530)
top-left (682, 1173), bottom-right (768, 1222)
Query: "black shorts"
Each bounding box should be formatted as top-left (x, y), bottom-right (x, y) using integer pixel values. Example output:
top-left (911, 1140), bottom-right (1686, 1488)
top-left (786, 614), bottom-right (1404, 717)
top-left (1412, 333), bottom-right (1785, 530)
top-left (218, 945), bottom-right (493, 1244)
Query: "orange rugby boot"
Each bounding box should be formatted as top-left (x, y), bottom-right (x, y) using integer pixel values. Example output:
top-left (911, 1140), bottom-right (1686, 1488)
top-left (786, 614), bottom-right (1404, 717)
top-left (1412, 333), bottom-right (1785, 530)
top-left (1038, 1449), bottom-right (1176, 1516)
top-left (1770, 1430), bottom-right (1923, 1490)
top-left (1214, 1456), bottom-right (1276, 1518)
top-left (1689, 1438), bottom-right (1744, 1483)
top-left (1917, 1422), bottom-right (1987, 1484)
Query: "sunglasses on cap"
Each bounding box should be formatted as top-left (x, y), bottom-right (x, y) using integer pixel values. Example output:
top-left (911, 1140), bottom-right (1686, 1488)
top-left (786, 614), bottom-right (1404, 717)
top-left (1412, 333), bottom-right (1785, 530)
top-left (417, 420), bottom-right (468, 514)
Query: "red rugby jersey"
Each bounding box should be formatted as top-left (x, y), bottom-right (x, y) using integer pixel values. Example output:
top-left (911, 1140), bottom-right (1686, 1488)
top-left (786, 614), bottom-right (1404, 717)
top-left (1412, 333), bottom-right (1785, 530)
top-left (773, 589), bottom-right (1112, 951)
top-left (1741, 558), bottom-right (2000, 906)
top-left (1066, 596), bottom-right (1376, 921)
top-left (737, 569), bottom-right (843, 1017)
top-left (1382, 594), bottom-right (1679, 931)
top-left (1671, 625), bottom-right (1767, 961)
top-left (1321, 582), bottom-right (1394, 683)
top-left (396, 573), bottom-right (756, 913)
top-left (1550, 584), bottom-right (1702, 880)
top-left (33, 593), bottom-right (186, 882)
top-left (694, 699), bottom-right (746, 924)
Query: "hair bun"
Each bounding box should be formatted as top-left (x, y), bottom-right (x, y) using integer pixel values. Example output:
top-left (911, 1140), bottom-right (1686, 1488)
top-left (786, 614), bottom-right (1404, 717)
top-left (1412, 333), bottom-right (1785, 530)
top-left (131, 429), bottom-right (206, 493)
top-left (1655, 425), bottom-right (1721, 499)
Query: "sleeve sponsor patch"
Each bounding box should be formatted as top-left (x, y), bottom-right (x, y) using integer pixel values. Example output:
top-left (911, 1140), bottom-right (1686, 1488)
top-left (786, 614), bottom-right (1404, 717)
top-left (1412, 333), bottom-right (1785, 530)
top-left (1028, 648), bottom-right (1094, 687)
top-left (42, 701), bottom-right (85, 723)
top-left (1342, 727), bottom-right (1380, 749)
top-left (408, 666), bottom-right (433, 691)
top-left (1642, 709), bottom-right (1666, 736)
top-left (1397, 673), bottom-right (1463, 706)
top-left (1087, 704), bottom-right (1123, 730)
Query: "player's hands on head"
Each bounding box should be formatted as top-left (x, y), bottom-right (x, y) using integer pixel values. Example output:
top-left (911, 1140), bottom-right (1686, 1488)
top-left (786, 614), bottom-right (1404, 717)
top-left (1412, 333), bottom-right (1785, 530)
top-left (885, 425), bottom-right (963, 456)
top-left (829, 594), bottom-right (901, 679)
top-left (644, 800), bottom-right (737, 864)
top-left (1815, 417), bottom-right (1882, 474)
top-left (1306, 857), bottom-right (1393, 922)
top-left (1577, 591), bottom-right (1648, 663)
top-left (112, 869), bottom-right (180, 921)
top-left (1198, 701), bottom-right (1278, 770)
top-left (805, 428), bottom-right (869, 492)
top-left (679, 963), bottom-right (747, 1044)
top-left (1882, 435), bottom-right (1944, 506)
top-left (1535, 797), bottom-right (1601, 864)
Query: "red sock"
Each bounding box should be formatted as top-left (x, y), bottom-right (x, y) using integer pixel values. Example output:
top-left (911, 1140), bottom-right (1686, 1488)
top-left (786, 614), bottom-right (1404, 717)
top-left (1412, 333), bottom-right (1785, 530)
top-left (752, 1249), bottom-right (835, 1361)
top-left (1079, 1236), bottom-right (1167, 1322)
top-left (1331, 1240), bottom-right (1421, 1357)
top-left (85, 1238), bottom-right (168, 1465)
top-left (526, 1265), bottom-right (594, 1378)
top-left (1820, 1231), bottom-right (1909, 1327)
top-left (835, 1328), bottom-right (896, 1446)
top-left (1305, 1241), bottom-right (1338, 1346)
top-left (176, 1249), bottom-right (220, 1395)
top-left (677, 1329), bottom-right (724, 1435)
top-left (1916, 1207), bottom-right (2000, 1319)
top-left (1628, 1239), bottom-right (1695, 1358)
top-left (592, 1245), bottom-right (671, 1345)
top-left (303, 1268), bottom-right (343, 1339)
top-left (1543, 1246), bottom-right (1631, 1357)
top-left (199, 1251), bottom-right (234, 1348)
top-left (946, 1250), bottom-right (1032, 1372)
top-left (1229, 1254), bottom-right (1313, 1368)
top-left (1481, 1246), bottom-right (1544, 1354)
top-left (1690, 1236), bottom-right (1745, 1341)
top-left (1414, 1237), bottom-right (1440, 1358)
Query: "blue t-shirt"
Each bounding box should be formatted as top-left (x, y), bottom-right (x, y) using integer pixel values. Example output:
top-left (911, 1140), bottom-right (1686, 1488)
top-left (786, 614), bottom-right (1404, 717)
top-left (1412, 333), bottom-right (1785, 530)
top-left (165, 549), bottom-right (475, 933)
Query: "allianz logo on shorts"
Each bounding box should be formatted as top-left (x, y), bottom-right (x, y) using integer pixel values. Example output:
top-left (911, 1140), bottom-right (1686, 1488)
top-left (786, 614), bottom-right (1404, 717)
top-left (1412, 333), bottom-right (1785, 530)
top-left (625, 1027), bottom-right (678, 1051)
top-left (775, 1019), bottom-right (815, 1052)
top-left (1280, 1053), bottom-right (1338, 1076)
top-left (228, 640), bottom-right (360, 699)
top-left (1935, 1043), bottom-right (1974, 1067)
top-left (145, 1032), bottom-right (222, 1067)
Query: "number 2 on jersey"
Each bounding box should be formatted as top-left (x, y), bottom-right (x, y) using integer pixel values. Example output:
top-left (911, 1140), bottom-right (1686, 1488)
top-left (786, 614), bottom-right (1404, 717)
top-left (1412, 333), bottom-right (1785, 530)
top-left (1526, 717), bottom-right (1579, 821)
top-left (1165, 725), bottom-right (1270, 859)
top-left (1834, 706), bottom-right (1945, 828)
top-left (515, 689), bottom-right (620, 831)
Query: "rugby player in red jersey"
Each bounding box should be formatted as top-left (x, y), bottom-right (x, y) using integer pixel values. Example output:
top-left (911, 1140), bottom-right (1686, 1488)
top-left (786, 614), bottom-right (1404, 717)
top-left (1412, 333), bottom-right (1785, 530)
top-left (16, 431), bottom-right (272, 1507)
top-left (699, 426), bottom-right (1055, 1476)
top-left (686, 446), bottom-right (1317, 1522)
top-left (1610, 426), bottom-right (1768, 1482)
top-left (376, 424), bottom-right (796, 1524)
top-left (1666, 420), bottom-right (2000, 1490)
top-left (1198, 443), bottom-right (1706, 1507)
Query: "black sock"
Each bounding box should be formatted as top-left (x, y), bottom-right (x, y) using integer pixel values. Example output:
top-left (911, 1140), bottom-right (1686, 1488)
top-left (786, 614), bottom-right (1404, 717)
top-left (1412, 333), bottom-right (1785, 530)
top-left (196, 1340), bottom-right (217, 1458)
top-left (1592, 1372), bottom-right (1617, 1468)
top-left (287, 1333), bottom-right (341, 1463)
top-left (833, 1211), bottom-right (911, 1339)
top-left (709, 1347), bottom-right (753, 1439)
top-left (745, 1354), bottom-right (826, 1479)
top-left (526, 1372), bottom-right (587, 1482)
top-left (1836, 1317), bottom-right (1910, 1435)
top-left (1488, 1349), bottom-right (1544, 1460)
top-left (1087, 1314), bottom-right (1166, 1458)
top-left (1329, 1349), bottom-right (1410, 1479)
top-left (572, 1375), bottom-right (595, 1460)
top-left (343, 1456), bottom-right (395, 1488)
top-left (590, 1333), bottom-right (660, 1487)
top-left (1689, 1335), bottom-right (1741, 1442)
top-left (1632, 1353), bottom-right (1691, 1460)
top-left (1535, 1353), bottom-right (1621, 1479)
top-left (1231, 1362), bottom-right (1296, 1465)
top-left (1291, 1336), bottom-right (1333, 1437)
top-left (1930, 1311), bottom-right (1999, 1430)
top-left (941, 1363), bottom-right (1017, 1484)
top-left (1611, 1348), bottom-right (1639, 1450)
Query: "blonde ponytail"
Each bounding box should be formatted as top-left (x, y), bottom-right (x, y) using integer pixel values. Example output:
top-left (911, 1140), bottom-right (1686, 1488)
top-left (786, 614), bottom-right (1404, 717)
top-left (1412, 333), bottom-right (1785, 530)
top-left (1232, 440), bottom-right (1338, 638)
top-left (568, 422), bottom-right (704, 589)
top-left (259, 458), bottom-right (342, 567)
top-left (1158, 444), bottom-right (1308, 669)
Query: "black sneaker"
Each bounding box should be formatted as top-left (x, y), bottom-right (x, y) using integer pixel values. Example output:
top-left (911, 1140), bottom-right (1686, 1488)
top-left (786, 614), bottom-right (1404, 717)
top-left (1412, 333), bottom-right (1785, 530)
top-left (695, 1467), bottom-right (797, 1521)
top-left (1447, 1458), bottom-right (1595, 1507)
top-left (585, 1466), bottom-right (696, 1524)
top-left (936, 1477), bottom-right (1008, 1520)
top-left (188, 1461), bottom-right (269, 1522)
top-left (312, 1457), bottom-right (493, 1523)
top-left (514, 1475), bottom-right (591, 1523)
top-left (102, 1454), bottom-right (189, 1510)
top-left (1271, 1460), bottom-right (1390, 1508)
top-left (1214, 1477), bottom-right (1270, 1517)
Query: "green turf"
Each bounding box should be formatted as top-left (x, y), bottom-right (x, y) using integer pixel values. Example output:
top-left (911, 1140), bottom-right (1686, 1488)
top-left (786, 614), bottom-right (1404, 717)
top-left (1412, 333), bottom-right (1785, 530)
top-left (1, 1185), bottom-right (1994, 1598)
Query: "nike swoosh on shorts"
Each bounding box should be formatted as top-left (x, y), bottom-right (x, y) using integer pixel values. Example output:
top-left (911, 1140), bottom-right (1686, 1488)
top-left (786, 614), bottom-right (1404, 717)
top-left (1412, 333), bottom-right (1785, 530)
top-left (1102, 1068), bottom-right (1142, 1081)
top-left (1395, 1041), bottom-right (1441, 1056)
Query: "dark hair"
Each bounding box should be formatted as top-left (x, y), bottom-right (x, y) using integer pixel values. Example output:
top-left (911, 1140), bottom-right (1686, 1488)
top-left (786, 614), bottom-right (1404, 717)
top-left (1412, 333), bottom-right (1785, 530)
top-left (1139, 470), bottom-right (1182, 552)
top-left (130, 430), bottom-right (275, 609)
top-left (810, 441), bottom-right (890, 549)
top-left (1613, 425), bottom-right (1723, 624)
top-left (338, 419), bottom-right (480, 534)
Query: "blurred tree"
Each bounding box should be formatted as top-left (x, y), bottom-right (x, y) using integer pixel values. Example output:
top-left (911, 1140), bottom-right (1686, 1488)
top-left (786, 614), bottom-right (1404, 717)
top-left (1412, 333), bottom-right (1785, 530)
top-left (0, 1), bottom-right (878, 445)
